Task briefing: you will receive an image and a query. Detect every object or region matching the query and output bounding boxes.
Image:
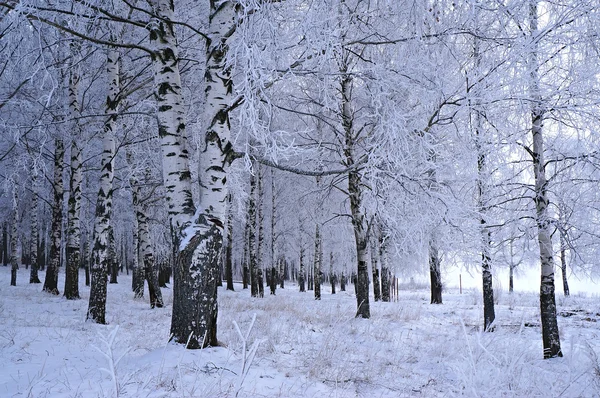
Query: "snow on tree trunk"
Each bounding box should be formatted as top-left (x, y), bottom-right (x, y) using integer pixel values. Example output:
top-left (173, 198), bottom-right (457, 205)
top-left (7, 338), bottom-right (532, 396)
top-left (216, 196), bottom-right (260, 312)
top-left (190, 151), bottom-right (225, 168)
top-left (247, 170), bottom-right (259, 297)
top-left (472, 43), bottom-right (495, 329)
top-left (242, 217), bottom-right (249, 289)
top-left (341, 70), bottom-right (370, 318)
top-left (257, 165), bottom-right (265, 298)
top-left (87, 47), bottom-right (119, 324)
top-left (29, 173), bottom-right (41, 284)
top-left (10, 191), bottom-right (18, 286)
top-left (65, 46), bottom-right (83, 299)
top-left (136, 200), bottom-right (164, 308)
top-left (150, 0), bottom-right (236, 348)
top-left (529, 0), bottom-right (562, 359)
top-left (43, 138), bottom-right (64, 295)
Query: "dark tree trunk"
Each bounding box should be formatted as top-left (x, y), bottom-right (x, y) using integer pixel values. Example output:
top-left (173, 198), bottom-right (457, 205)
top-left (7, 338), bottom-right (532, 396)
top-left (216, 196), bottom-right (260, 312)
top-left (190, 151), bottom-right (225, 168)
top-left (10, 202), bottom-right (18, 286)
top-left (108, 228), bottom-right (118, 284)
top-left (313, 224), bottom-right (321, 300)
top-left (258, 268), bottom-right (264, 298)
top-left (279, 258), bottom-right (285, 289)
top-left (64, 246), bottom-right (81, 298)
top-left (299, 244), bottom-right (305, 292)
top-left (330, 252), bottom-right (336, 294)
top-left (509, 264), bottom-right (514, 293)
top-left (482, 244), bottom-right (495, 331)
top-left (370, 244), bottom-right (381, 301)
top-left (560, 234), bottom-right (569, 297)
top-left (2, 222), bottom-right (8, 266)
top-left (270, 266), bottom-right (277, 295)
top-left (43, 139), bottom-right (64, 295)
top-left (248, 170), bottom-right (259, 297)
top-left (225, 194), bottom-right (234, 291)
top-left (340, 272), bottom-right (346, 292)
top-left (38, 231), bottom-right (46, 271)
top-left (429, 242), bottom-right (442, 304)
top-left (29, 181), bottom-right (41, 284)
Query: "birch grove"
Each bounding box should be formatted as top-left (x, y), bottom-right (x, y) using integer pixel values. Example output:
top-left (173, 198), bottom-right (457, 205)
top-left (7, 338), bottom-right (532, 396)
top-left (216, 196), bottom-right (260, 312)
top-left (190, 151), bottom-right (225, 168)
top-left (2, 0), bottom-right (600, 359)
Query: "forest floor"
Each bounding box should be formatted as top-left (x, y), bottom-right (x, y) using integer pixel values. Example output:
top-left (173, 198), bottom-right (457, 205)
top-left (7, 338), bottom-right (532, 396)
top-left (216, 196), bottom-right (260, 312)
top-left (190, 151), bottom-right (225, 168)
top-left (1, 267), bottom-right (600, 397)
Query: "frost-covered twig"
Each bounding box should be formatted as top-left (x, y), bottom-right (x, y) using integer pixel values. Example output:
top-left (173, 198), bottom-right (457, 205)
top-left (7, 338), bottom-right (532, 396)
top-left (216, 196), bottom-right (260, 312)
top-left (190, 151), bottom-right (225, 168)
top-left (233, 313), bottom-right (265, 396)
top-left (93, 325), bottom-right (130, 397)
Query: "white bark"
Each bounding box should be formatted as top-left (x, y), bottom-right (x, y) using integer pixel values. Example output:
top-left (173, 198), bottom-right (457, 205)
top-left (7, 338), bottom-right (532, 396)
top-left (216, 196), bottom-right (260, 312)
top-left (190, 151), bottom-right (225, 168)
top-left (87, 47), bottom-right (118, 324)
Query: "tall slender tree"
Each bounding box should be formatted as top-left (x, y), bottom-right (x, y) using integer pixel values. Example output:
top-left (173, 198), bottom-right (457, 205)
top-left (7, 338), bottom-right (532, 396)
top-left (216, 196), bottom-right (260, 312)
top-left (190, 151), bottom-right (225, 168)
top-left (528, 0), bottom-right (561, 358)
top-left (87, 46), bottom-right (119, 324)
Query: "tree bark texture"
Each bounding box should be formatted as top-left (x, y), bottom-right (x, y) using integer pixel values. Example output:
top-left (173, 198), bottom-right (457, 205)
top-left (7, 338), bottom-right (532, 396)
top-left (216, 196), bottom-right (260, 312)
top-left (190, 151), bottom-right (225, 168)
top-left (1, 223), bottom-right (7, 266)
top-left (560, 234), bottom-right (569, 297)
top-left (379, 232), bottom-right (390, 302)
top-left (225, 194), bottom-right (234, 291)
top-left (370, 240), bottom-right (381, 301)
top-left (29, 174), bottom-right (41, 284)
top-left (10, 194), bottom-right (18, 286)
top-left (247, 170), bottom-right (259, 297)
top-left (257, 166), bottom-right (265, 298)
top-left (43, 138), bottom-right (64, 295)
top-left (151, 0), bottom-right (235, 348)
top-left (341, 71), bottom-right (370, 318)
top-left (313, 223), bottom-right (322, 300)
top-left (429, 241), bottom-right (443, 304)
top-left (65, 43), bottom-right (83, 300)
top-left (87, 47), bottom-right (118, 324)
top-left (299, 242), bottom-right (306, 292)
top-left (529, 0), bottom-right (562, 359)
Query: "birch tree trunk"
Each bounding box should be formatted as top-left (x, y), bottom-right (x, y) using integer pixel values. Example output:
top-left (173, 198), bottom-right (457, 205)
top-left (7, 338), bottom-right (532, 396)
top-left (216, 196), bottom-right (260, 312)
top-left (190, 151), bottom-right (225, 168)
top-left (529, 0), bottom-right (562, 359)
top-left (9, 191), bottom-right (18, 286)
top-left (65, 43), bottom-right (83, 299)
top-left (29, 173), bottom-right (41, 283)
top-left (256, 166), bottom-right (265, 298)
top-left (559, 233), bottom-right (569, 297)
top-left (86, 47), bottom-right (119, 324)
top-left (138, 210), bottom-right (164, 308)
top-left (299, 229), bottom-right (306, 292)
top-left (242, 217), bottom-right (249, 289)
top-left (2, 223), bottom-right (7, 266)
top-left (248, 170), bottom-right (259, 297)
top-left (313, 222), bottom-right (321, 300)
top-left (370, 238), bottom-right (381, 302)
top-left (330, 252), bottom-right (336, 294)
top-left (341, 69), bottom-right (370, 318)
top-left (225, 193), bottom-right (234, 291)
top-left (43, 138), bottom-right (64, 295)
top-left (127, 154), bottom-right (145, 298)
top-left (149, 0), bottom-right (236, 348)
top-left (471, 34), bottom-right (495, 330)
top-left (429, 240), bottom-right (443, 304)
top-left (379, 230), bottom-right (390, 302)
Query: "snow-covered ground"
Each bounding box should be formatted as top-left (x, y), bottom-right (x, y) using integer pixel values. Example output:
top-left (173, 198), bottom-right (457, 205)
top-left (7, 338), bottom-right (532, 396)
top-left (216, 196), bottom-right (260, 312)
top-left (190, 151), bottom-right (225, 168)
top-left (1, 266), bottom-right (600, 397)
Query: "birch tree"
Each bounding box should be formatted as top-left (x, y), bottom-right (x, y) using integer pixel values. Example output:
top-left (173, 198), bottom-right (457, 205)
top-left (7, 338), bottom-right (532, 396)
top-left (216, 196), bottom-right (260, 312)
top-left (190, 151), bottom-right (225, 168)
top-left (42, 138), bottom-right (64, 295)
top-left (65, 39), bottom-right (83, 300)
top-left (528, 0), bottom-right (561, 358)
